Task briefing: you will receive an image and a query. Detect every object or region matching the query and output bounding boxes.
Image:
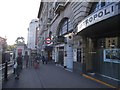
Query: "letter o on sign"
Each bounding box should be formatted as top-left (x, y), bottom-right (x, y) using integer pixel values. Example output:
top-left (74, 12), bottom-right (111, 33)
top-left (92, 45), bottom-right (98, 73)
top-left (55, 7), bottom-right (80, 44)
top-left (98, 11), bottom-right (103, 17)
top-left (46, 38), bottom-right (51, 44)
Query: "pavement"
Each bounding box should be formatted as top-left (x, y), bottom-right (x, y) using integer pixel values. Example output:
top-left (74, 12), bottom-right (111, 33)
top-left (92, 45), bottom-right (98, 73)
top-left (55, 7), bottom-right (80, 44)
top-left (2, 61), bottom-right (117, 89)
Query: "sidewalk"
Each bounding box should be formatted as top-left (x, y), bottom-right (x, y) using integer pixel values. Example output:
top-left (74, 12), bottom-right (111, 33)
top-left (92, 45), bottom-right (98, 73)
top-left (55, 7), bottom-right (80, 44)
top-left (2, 62), bottom-right (115, 88)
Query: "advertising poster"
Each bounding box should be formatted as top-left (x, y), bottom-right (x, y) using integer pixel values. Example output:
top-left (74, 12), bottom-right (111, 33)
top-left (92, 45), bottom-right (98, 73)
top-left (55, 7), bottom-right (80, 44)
top-left (103, 49), bottom-right (120, 63)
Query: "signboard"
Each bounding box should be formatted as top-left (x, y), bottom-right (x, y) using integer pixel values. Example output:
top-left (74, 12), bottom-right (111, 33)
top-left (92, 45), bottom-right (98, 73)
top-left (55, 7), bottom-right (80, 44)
top-left (18, 49), bottom-right (22, 53)
top-left (103, 49), bottom-right (120, 63)
top-left (77, 2), bottom-right (120, 32)
top-left (46, 38), bottom-right (51, 44)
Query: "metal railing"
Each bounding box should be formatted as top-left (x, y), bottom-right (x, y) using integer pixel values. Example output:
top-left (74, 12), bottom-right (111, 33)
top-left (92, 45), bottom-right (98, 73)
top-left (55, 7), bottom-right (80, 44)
top-left (0, 60), bottom-right (14, 81)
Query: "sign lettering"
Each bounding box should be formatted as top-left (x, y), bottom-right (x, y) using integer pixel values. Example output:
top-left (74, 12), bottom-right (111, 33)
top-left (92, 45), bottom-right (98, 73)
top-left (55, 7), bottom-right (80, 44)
top-left (77, 3), bottom-right (119, 32)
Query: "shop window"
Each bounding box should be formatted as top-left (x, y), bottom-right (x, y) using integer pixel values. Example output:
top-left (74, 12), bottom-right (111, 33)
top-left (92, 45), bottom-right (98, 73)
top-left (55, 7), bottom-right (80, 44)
top-left (106, 37), bottom-right (118, 48)
top-left (103, 49), bottom-right (120, 63)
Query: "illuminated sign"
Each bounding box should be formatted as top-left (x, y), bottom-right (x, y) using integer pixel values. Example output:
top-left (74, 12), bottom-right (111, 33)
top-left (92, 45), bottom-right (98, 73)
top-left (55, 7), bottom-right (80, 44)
top-left (77, 2), bottom-right (120, 32)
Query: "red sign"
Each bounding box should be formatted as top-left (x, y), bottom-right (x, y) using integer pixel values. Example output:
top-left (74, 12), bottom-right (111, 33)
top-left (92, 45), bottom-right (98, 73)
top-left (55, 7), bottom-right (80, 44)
top-left (18, 49), bottom-right (22, 53)
top-left (46, 38), bottom-right (51, 44)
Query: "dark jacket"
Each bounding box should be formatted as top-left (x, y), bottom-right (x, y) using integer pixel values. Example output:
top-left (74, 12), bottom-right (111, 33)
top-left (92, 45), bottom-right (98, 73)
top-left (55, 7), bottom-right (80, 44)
top-left (17, 56), bottom-right (22, 65)
top-left (42, 56), bottom-right (45, 61)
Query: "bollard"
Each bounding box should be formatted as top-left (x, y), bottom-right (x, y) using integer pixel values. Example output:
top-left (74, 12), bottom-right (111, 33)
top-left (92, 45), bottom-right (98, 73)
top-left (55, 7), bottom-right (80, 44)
top-left (4, 62), bottom-right (8, 81)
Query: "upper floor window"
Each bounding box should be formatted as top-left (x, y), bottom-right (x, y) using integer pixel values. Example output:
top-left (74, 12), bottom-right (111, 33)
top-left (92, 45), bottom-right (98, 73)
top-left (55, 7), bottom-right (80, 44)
top-left (58, 18), bottom-right (73, 36)
top-left (89, 0), bottom-right (113, 14)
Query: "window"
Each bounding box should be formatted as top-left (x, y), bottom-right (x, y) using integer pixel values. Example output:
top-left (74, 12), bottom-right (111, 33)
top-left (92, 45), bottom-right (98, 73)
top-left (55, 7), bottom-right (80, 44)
top-left (101, 2), bottom-right (105, 7)
top-left (89, 0), bottom-right (113, 14)
top-left (58, 18), bottom-right (73, 36)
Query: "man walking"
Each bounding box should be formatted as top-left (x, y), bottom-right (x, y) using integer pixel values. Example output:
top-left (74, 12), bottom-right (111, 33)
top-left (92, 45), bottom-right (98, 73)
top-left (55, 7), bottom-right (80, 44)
top-left (42, 56), bottom-right (45, 64)
top-left (24, 52), bottom-right (29, 68)
top-left (15, 53), bottom-right (23, 79)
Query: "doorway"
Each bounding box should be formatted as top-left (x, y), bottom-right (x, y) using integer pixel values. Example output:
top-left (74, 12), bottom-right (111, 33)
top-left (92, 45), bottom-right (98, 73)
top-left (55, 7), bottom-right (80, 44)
top-left (58, 47), bottom-right (64, 66)
top-left (86, 38), bottom-right (100, 73)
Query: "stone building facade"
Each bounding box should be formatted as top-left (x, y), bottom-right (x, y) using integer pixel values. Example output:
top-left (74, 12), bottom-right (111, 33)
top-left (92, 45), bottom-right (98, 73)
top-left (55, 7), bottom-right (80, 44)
top-left (37, 0), bottom-right (120, 87)
top-left (0, 37), bottom-right (7, 64)
top-left (27, 19), bottom-right (39, 55)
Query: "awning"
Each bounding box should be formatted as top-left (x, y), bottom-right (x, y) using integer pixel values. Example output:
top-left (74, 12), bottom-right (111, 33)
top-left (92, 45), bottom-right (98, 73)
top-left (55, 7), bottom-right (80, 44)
top-left (77, 2), bottom-right (120, 38)
top-left (77, 14), bottom-right (120, 38)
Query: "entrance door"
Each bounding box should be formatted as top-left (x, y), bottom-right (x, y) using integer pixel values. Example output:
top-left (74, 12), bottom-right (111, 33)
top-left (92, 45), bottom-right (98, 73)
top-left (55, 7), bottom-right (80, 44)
top-left (58, 47), bottom-right (64, 66)
top-left (91, 39), bottom-right (99, 73)
top-left (47, 51), bottom-right (52, 61)
top-left (87, 38), bottom-right (100, 73)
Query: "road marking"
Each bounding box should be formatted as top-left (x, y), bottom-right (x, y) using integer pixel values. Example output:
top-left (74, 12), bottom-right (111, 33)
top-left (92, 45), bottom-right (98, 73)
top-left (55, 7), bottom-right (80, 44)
top-left (82, 74), bottom-right (117, 88)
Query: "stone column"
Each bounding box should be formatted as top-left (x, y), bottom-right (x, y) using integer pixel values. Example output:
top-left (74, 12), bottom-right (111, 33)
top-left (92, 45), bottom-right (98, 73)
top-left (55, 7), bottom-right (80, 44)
top-left (54, 47), bottom-right (58, 63)
top-left (66, 44), bottom-right (73, 70)
top-left (65, 34), bottom-right (74, 70)
top-left (64, 45), bottom-right (67, 68)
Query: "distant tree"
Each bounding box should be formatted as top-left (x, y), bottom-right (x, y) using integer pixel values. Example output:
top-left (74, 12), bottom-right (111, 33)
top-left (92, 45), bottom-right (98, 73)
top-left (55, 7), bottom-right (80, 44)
top-left (15, 37), bottom-right (25, 44)
top-left (7, 44), bottom-right (16, 51)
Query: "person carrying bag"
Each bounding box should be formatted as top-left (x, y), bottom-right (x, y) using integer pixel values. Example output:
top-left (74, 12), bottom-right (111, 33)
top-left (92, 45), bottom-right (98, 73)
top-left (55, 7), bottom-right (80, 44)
top-left (15, 53), bottom-right (23, 79)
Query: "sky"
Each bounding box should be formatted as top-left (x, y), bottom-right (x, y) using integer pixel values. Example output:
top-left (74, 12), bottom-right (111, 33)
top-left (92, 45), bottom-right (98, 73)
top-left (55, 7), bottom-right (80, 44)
top-left (0, 0), bottom-right (40, 45)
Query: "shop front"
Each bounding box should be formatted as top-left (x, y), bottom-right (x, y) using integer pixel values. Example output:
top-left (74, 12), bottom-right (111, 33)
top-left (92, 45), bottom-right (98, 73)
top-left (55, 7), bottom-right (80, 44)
top-left (44, 46), bottom-right (53, 61)
top-left (77, 2), bottom-right (120, 87)
top-left (54, 17), bottom-right (74, 70)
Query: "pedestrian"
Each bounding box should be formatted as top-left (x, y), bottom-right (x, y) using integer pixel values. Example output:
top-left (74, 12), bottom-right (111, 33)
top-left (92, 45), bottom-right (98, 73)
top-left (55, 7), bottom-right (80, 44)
top-left (24, 52), bottom-right (29, 68)
top-left (42, 56), bottom-right (45, 64)
top-left (15, 53), bottom-right (23, 79)
top-left (34, 55), bottom-right (40, 69)
top-left (45, 56), bottom-right (48, 64)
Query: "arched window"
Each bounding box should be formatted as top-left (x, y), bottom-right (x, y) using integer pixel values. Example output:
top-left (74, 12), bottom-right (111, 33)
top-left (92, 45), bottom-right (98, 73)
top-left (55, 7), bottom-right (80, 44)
top-left (59, 18), bottom-right (73, 36)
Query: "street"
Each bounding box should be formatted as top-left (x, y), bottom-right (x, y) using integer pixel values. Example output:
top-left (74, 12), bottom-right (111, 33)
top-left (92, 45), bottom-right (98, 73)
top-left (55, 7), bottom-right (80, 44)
top-left (2, 62), bottom-right (113, 89)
